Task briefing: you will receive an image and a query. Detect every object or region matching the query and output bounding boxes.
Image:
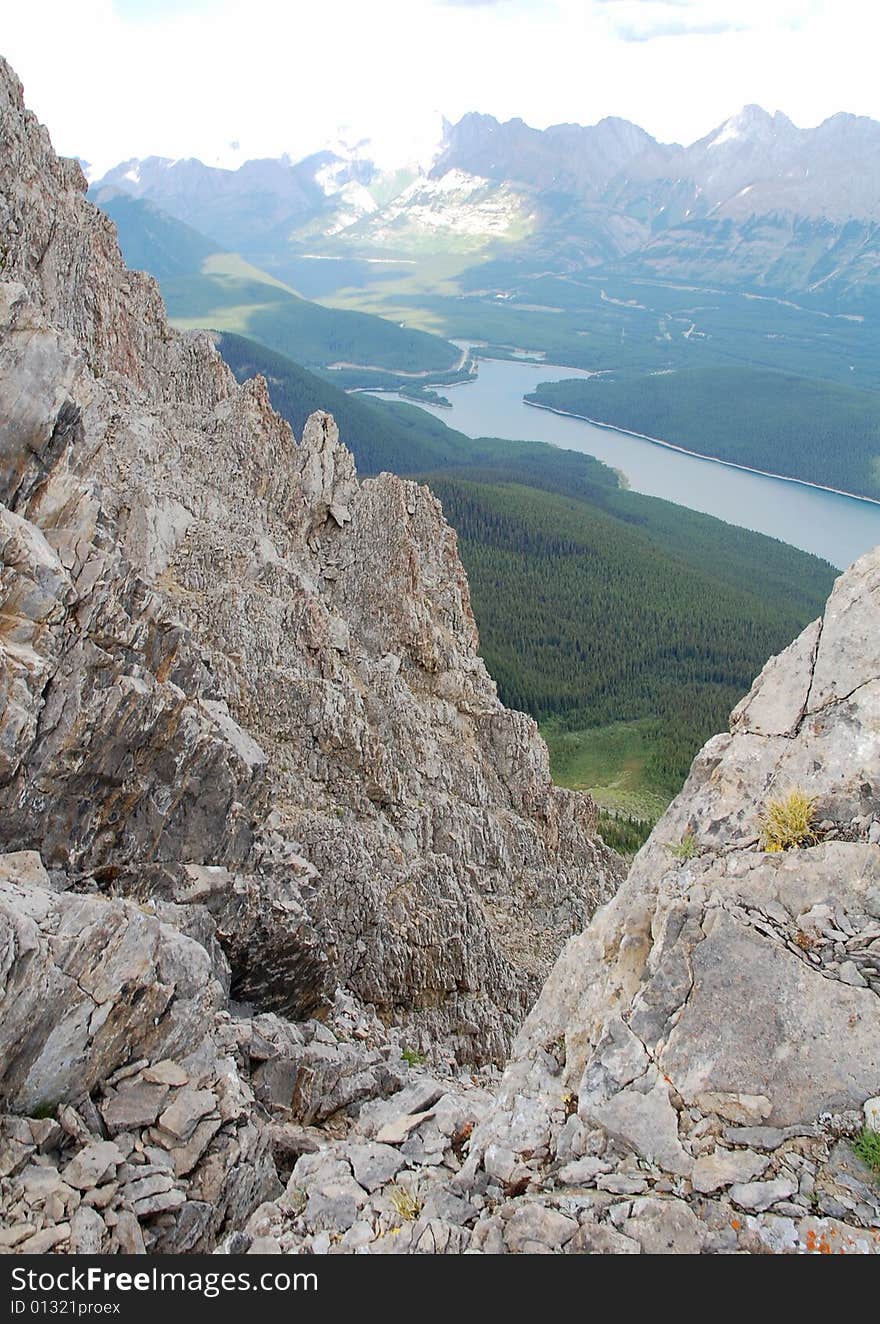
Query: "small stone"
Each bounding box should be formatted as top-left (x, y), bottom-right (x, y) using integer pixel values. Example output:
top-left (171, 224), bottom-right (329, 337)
top-left (796, 904), bottom-right (834, 937)
top-left (0, 1225), bottom-right (37, 1249)
top-left (376, 1112), bottom-right (436, 1146)
top-left (864, 1097), bottom-right (880, 1131)
top-left (305, 1177), bottom-right (368, 1233)
top-left (169, 1116), bottom-right (222, 1178)
top-left (0, 851), bottom-right (50, 888)
top-left (27, 1119), bottom-right (62, 1153)
top-left (156, 1089), bottom-right (217, 1144)
top-left (69, 1205), bottom-right (106, 1254)
top-left (503, 1204), bottom-right (578, 1253)
top-left (247, 1235), bottom-right (281, 1254)
top-left (555, 1113), bottom-right (589, 1162)
top-left (624, 1197), bottom-right (706, 1255)
top-left (112, 1210), bottom-right (146, 1254)
top-left (101, 1083), bottom-right (170, 1135)
top-left (142, 1060), bottom-right (189, 1087)
top-left (82, 1182), bottom-right (118, 1209)
top-left (567, 1222), bottom-right (641, 1254)
top-left (19, 1224), bottom-right (70, 1254)
top-left (143, 1146), bottom-right (174, 1169)
top-left (344, 1142), bottom-right (405, 1192)
top-left (596, 1173), bottom-right (648, 1195)
top-left (131, 1188), bottom-right (186, 1219)
top-left (729, 1176), bottom-right (798, 1211)
top-left (838, 961), bottom-right (867, 987)
top-left (63, 1141), bottom-right (124, 1191)
top-left (722, 1126), bottom-right (786, 1150)
top-left (419, 1186), bottom-right (476, 1227)
top-left (692, 1147), bottom-right (769, 1193)
top-left (358, 1080), bottom-right (445, 1137)
top-left (57, 1106), bottom-right (95, 1145)
top-left (470, 1216), bottom-right (506, 1254)
top-left (108, 1059), bottom-right (150, 1087)
top-left (20, 1163), bottom-right (75, 1205)
top-left (556, 1157), bottom-right (611, 1185)
top-left (339, 1221), bottom-right (374, 1250)
top-left (123, 1171), bottom-right (174, 1204)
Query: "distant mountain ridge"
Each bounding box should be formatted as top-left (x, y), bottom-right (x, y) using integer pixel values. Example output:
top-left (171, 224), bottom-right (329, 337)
top-left (91, 104), bottom-right (880, 307)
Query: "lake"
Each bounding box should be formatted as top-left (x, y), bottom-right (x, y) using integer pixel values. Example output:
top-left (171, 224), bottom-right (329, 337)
top-left (377, 354), bottom-right (880, 570)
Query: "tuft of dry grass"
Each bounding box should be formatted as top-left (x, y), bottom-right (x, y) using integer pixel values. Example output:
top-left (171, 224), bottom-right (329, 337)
top-left (759, 789), bottom-right (818, 853)
top-left (388, 1185), bottom-right (423, 1221)
top-left (667, 828), bottom-right (698, 860)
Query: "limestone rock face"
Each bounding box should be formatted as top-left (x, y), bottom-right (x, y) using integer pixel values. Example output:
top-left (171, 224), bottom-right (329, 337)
top-left (0, 876), bottom-right (223, 1113)
top-left (0, 54), bottom-right (621, 1067)
top-left (451, 546), bottom-right (880, 1252)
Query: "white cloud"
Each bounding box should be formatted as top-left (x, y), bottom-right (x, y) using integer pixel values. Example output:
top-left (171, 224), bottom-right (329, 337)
top-left (2, 0), bottom-right (879, 175)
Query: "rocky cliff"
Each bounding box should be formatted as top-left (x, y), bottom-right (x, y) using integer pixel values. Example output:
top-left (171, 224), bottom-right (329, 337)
top-left (0, 53), bottom-right (620, 1053)
top-left (228, 547), bottom-right (880, 1255)
top-left (0, 57), bottom-right (622, 1252)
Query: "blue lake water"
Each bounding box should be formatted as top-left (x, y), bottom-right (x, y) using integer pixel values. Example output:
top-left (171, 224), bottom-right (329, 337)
top-left (377, 354), bottom-right (880, 570)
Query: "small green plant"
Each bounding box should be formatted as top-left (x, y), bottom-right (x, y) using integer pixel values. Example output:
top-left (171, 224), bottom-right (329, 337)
top-left (854, 1127), bottom-right (880, 1179)
top-left (667, 828), bottom-right (698, 860)
top-left (401, 1047), bottom-right (426, 1068)
top-left (759, 789), bottom-right (818, 853)
top-left (30, 1101), bottom-right (59, 1121)
top-left (389, 1185), bottom-right (423, 1221)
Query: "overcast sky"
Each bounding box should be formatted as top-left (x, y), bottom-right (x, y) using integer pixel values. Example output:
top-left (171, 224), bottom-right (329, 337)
top-left (4, 0), bottom-right (877, 176)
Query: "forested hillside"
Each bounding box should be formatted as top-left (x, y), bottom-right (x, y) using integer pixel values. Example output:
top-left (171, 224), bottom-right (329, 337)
top-left (528, 367), bottom-right (880, 500)
top-left (97, 194), bottom-right (219, 278)
top-left (97, 194), bottom-right (461, 378)
top-left (425, 475), bottom-right (832, 792)
top-left (218, 333), bottom-right (835, 833)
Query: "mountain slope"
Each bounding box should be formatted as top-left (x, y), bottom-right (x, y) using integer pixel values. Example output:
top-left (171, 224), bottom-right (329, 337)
top-left (91, 192), bottom-right (220, 278)
top-left (94, 192), bottom-right (462, 376)
top-left (215, 329), bottom-right (477, 472)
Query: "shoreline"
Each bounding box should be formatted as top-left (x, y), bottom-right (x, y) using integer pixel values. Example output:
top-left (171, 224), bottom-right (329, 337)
top-left (524, 399), bottom-right (880, 509)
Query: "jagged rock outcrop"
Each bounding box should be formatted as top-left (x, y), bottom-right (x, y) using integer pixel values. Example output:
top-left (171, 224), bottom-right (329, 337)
top-left (0, 52), bottom-right (621, 1081)
top-left (233, 549), bottom-right (880, 1254)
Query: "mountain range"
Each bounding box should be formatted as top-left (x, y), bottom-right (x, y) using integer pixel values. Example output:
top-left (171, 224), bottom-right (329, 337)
top-left (90, 105), bottom-right (880, 308)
